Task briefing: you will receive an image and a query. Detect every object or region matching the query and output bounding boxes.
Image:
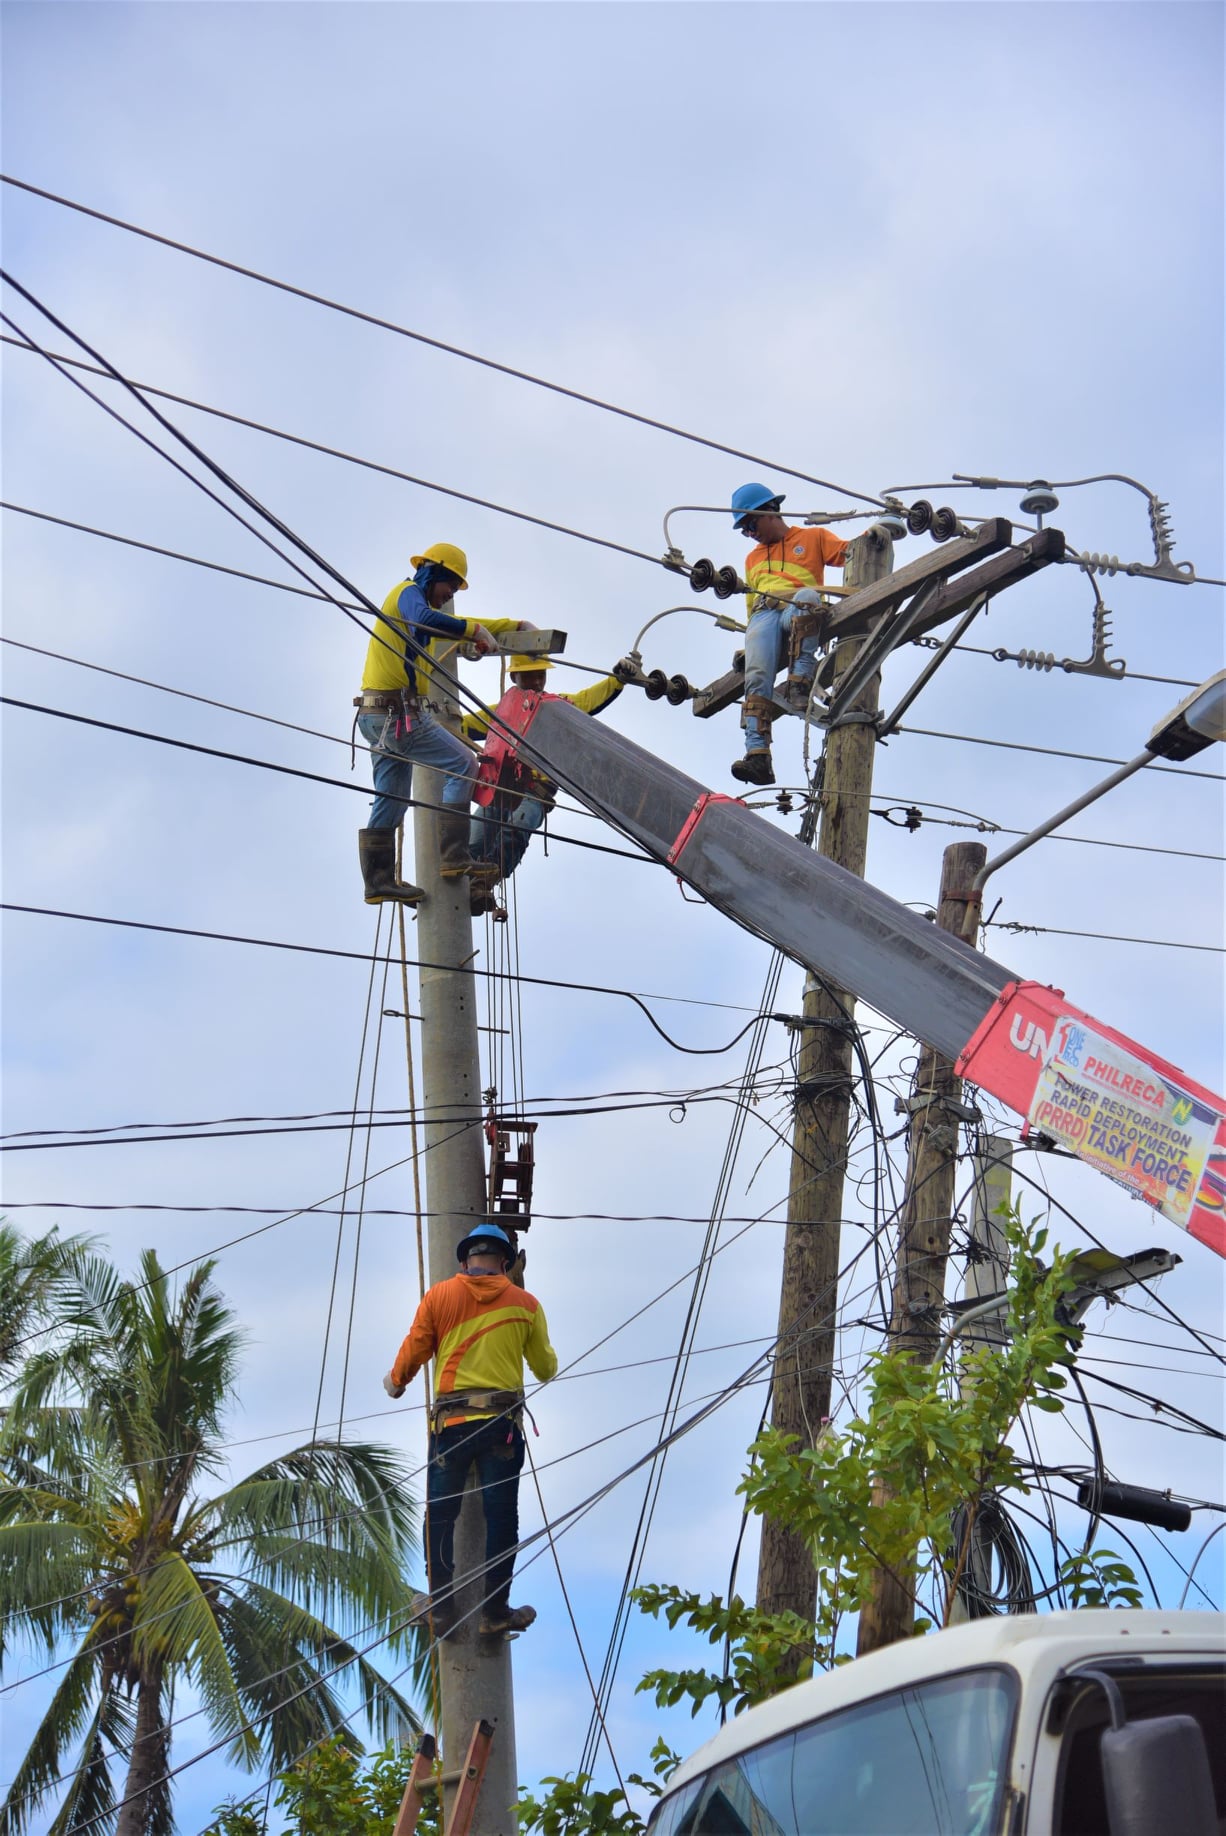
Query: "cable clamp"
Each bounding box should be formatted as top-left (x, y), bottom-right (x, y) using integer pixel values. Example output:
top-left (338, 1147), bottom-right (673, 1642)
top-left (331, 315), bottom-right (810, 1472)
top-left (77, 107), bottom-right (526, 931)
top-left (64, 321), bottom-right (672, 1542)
top-left (666, 791), bottom-right (742, 867)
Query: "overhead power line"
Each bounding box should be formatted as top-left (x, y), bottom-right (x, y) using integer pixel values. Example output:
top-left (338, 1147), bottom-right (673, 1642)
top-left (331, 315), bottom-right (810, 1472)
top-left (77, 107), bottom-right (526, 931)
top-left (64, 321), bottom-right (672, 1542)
top-left (6, 534), bottom-right (1222, 870)
top-left (0, 903), bottom-right (768, 1024)
top-left (0, 173), bottom-right (887, 507)
top-left (0, 693), bottom-right (650, 868)
top-left (986, 919), bottom-right (1225, 955)
top-left (2, 499), bottom-right (367, 607)
top-left (898, 724), bottom-right (1224, 783)
top-left (0, 336), bottom-right (662, 567)
top-left (0, 276), bottom-right (732, 892)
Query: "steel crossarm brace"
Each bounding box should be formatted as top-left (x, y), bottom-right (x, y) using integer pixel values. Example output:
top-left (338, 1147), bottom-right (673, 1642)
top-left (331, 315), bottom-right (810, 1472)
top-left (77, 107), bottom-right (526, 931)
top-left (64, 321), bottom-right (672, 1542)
top-left (820, 578), bottom-right (943, 729)
top-left (841, 530), bottom-right (1066, 733)
top-left (690, 518), bottom-right (1015, 718)
top-left (524, 698), bottom-right (1226, 1260)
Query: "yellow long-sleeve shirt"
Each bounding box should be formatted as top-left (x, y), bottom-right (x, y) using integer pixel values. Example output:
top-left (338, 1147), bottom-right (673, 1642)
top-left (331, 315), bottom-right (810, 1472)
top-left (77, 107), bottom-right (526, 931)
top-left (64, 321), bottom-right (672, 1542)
top-left (360, 575), bottom-right (526, 699)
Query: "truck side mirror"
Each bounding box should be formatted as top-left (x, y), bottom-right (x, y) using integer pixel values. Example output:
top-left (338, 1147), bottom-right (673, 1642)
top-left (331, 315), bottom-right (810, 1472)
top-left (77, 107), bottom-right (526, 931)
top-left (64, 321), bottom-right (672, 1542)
top-left (1101, 1714), bottom-right (1216, 1836)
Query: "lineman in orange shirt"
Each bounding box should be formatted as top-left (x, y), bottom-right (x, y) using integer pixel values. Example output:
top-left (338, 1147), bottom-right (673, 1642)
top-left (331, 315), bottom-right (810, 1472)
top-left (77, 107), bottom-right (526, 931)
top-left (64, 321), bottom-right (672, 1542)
top-left (384, 1223), bottom-right (556, 1637)
top-left (727, 483), bottom-right (849, 787)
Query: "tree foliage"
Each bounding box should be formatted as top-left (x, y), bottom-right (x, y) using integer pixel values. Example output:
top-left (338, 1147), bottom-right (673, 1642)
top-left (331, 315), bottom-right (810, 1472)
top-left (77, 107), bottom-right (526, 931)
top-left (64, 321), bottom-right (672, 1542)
top-left (0, 1241), bottom-right (430, 1835)
top-left (203, 1734), bottom-right (436, 1836)
top-left (633, 1207), bottom-right (1130, 1719)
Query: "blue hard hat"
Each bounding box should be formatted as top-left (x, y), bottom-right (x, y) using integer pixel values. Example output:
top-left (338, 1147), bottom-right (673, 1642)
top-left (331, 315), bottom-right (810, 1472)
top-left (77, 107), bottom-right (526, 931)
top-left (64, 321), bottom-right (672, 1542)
top-left (731, 482), bottom-right (785, 530)
top-left (456, 1223), bottom-right (514, 1264)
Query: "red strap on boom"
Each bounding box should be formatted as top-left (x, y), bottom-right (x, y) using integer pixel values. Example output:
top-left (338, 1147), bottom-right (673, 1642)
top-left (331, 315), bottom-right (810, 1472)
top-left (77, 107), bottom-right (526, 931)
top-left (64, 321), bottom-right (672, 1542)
top-left (667, 791), bottom-right (744, 867)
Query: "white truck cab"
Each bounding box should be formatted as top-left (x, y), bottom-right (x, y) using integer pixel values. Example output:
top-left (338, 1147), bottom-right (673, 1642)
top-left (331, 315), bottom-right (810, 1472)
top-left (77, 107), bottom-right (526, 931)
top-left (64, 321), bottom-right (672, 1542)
top-left (646, 1610), bottom-right (1223, 1835)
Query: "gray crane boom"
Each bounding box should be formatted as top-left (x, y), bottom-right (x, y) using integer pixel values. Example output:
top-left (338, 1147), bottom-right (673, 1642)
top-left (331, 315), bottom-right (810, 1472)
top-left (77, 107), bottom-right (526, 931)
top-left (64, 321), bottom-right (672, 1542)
top-left (492, 692), bottom-right (1226, 1263)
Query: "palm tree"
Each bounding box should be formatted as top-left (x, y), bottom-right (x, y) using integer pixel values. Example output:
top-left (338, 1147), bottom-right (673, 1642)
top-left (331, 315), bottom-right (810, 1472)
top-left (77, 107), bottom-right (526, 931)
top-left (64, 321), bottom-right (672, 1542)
top-left (0, 1244), bottom-right (428, 1835)
top-left (0, 1220), bottom-right (93, 1383)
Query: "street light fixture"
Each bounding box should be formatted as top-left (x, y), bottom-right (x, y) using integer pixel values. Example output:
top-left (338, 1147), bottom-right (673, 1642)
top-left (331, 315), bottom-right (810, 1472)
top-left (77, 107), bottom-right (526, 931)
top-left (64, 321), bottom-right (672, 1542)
top-left (969, 667), bottom-right (1226, 910)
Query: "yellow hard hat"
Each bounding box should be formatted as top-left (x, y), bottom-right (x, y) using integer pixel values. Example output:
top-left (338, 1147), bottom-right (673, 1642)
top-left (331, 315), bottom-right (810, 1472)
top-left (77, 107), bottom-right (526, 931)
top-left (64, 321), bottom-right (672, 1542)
top-left (410, 542), bottom-right (469, 587)
top-left (508, 655), bottom-right (553, 675)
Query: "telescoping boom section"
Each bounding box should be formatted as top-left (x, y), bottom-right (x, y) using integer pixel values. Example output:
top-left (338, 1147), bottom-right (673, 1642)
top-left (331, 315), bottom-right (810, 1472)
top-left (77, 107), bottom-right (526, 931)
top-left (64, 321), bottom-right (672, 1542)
top-left (505, 690), bottom-right (1226, 1262)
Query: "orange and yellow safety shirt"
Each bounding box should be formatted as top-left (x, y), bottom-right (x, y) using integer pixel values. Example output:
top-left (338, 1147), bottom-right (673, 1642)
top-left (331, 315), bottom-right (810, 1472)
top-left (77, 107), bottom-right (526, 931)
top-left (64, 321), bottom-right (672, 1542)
top-left (745, 525), bottom-right (849, 610)
top-left (390, 1272), bottom-right (557, 1425)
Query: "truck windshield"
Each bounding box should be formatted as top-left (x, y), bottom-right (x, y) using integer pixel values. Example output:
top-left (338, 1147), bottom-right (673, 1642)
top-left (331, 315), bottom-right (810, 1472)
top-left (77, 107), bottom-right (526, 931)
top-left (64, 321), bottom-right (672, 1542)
top-left (647, 1666), bottom-right (1017, 1836)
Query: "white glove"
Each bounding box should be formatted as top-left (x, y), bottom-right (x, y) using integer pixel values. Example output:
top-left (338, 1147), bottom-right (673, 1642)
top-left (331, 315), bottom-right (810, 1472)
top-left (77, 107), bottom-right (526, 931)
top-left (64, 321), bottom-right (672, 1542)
top-left (469, 625), bottom-right (499, 657)
top-left (383, 1372), bottom-right (405, 1399)
top-left (790, 588), bottom-right (823, 608)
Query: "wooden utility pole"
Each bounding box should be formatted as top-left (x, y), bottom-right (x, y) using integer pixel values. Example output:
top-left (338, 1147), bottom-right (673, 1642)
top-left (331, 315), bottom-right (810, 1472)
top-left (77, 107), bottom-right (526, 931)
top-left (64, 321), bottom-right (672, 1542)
top-left (412, 768), bottom-right (518, 1834)
top-left (755, 529), bottom-right (893, 1633)
top-left (856, 840), bottom-right (986, 1657)
top-left (947, 1135), bottom-right (1013, 1624)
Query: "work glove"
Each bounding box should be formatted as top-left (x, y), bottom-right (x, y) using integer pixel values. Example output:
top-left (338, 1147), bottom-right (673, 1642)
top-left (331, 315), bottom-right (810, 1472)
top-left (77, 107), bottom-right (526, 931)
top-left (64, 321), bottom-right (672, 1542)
top-left (790, 588), bottom-right (824, 609)
top-left (468, 625), bottom-right (499, 657)
top-left (383, 1372), bottom-right (405, 1399)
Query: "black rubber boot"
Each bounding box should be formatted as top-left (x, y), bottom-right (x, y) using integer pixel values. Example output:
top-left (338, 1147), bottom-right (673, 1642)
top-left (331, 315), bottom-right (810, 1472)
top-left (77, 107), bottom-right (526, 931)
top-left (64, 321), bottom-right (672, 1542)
top-left (359, 829), bottom-right (424, 905)
top-left (470, 868), bottom-right (502, 916)
top-left (438, 812), bottom-right (479, 878)
top-left (730, 752), bottom-right (776, 787)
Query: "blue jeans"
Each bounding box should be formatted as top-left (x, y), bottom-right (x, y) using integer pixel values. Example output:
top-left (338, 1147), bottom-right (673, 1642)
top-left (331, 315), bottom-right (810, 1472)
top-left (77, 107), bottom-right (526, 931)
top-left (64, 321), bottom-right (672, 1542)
top-left (469, 794), bottom-right (547, 880)
top-left (741, 597), bottom-right (821, 753)
top-left (427, 1417), bottom-right (525, 1611)
top-left (358, 708), bottom-right (475, 831)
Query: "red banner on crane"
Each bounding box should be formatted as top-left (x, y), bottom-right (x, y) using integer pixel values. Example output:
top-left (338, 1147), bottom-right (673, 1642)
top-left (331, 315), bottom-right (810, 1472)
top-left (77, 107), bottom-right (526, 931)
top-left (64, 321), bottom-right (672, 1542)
top-left (957, 982), bottom-right (1226, 1260)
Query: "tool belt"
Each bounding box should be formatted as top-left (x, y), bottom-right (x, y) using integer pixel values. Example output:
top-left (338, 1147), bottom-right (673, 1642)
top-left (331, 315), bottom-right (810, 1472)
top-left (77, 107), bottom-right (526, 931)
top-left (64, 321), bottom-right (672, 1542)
top-left (354, 689), bottom-right (436, 712)
top-left (429, 1388), bottom-right (524, 1431)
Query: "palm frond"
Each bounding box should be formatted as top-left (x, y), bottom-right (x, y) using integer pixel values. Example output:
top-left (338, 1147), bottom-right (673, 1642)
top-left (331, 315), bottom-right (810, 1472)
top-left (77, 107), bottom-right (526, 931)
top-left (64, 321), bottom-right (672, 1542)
top-left (0, 1223), bottom-right (97, 1380)
top-left (213, 1586), bottom-right (349, 1770)
top-left (47, 1685), bottom-right (135, 1836)
top-left (217, 1440), bottom-right (419, 1554)
top-left (0, 1637), bottom-right (102, 1835)
top-left (223, 1579), bottom-right (424, 1756)
top-left (0, 1519), bottom-right (101, 1654)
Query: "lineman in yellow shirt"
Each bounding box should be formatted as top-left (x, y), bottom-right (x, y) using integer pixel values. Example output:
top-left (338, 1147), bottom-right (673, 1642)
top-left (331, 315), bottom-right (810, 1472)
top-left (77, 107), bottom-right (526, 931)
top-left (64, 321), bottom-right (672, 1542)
top-left (353, 542), bottom-right (533, 904)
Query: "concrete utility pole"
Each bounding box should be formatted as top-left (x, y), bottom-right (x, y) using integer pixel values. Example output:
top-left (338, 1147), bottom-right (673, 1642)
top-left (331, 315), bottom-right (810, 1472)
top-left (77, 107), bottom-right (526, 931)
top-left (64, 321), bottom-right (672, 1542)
top-left (412, 768), bottom-right (518, 1834)
top-left (755, 530), bottom-right (893, 1638)
top-left (856, 839), bottom-right (987, 1658)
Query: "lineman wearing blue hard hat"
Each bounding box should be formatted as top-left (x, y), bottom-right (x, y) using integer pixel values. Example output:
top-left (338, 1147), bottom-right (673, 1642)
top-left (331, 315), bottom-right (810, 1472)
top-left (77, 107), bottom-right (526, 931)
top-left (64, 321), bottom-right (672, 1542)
top-left (383, 1221), bottom-right (556, 1640)
top-left (728, 483), bottom-right (851, 785)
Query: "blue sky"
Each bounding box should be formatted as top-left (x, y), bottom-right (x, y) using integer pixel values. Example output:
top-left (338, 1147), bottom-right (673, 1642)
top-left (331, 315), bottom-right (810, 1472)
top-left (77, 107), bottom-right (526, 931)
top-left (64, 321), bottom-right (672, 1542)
top-left (2, 1), bottom-right (1223, 1829)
